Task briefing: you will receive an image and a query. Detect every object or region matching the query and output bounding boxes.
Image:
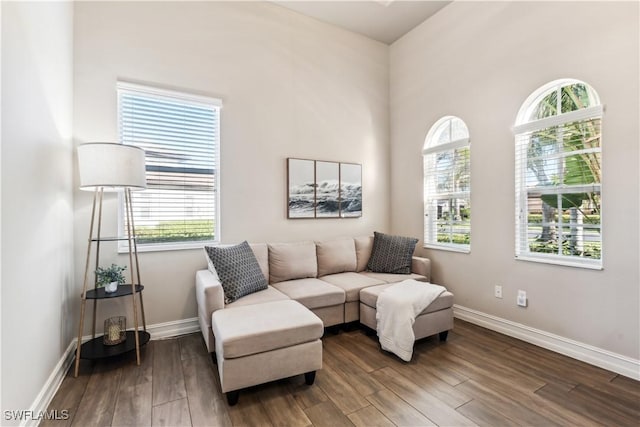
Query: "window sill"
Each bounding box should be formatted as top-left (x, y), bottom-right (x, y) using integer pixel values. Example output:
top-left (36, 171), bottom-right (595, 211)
top-left (118, 240), bottom-right (219, 253)
top-left (423, 243), bottom-right (470, 254)
top-left (516, 254), bottom-right (603, 270)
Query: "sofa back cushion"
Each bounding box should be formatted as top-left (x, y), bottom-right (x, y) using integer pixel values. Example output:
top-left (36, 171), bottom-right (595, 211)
top-left (316, 238), bottom-right (357, 277)
top-left (249, 243), bottom-right (269, 281)
top-left (268, 241), bottom-right (317, 283)
top-left (354, 235), bottom-right (374, 272)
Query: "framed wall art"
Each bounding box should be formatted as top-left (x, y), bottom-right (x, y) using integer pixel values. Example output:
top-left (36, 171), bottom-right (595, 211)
top-left (287, 158), bottom-right (362, 219)
top-left (339, 162), bottom-right (362, 218)
top-left (287, 158), bottom-right (315, 218)
top-left (315, 161), bottom-right (340, 218)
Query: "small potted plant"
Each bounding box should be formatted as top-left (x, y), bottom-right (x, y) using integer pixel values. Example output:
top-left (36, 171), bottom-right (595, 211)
top-left (96, 264), bottom-right (127, 293)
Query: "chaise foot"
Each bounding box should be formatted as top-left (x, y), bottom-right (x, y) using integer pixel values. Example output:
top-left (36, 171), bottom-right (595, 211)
top-left (226, 390), bottom-right (239, 406)
top-left (439, 330), bottom-right (449, 342)
top-left (304, 371), bottom-right (316, 385)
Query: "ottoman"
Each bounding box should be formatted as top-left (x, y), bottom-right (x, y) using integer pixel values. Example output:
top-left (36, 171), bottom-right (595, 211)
top-left (359, 283), bottom-right (454, 343)
top-left (211, 299), bottom-right (323, 405)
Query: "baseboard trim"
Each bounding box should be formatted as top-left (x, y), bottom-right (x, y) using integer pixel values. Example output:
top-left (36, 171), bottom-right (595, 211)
top-left (453, 304), bottom-right (640, 380)
top-left (23, 340), bottom-right (77, 427)
top-left (25, 317), bottom-right (200, 427)
top-left (146, 317), bottom-right (200, 340)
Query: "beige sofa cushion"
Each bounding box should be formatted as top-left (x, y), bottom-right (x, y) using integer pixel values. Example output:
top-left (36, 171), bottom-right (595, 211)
top-left (212, 300), bottom-right (323, 359)
top-left (360, 284), bottom-right (454, 314)
top-left (316, 238), bottom-right (357, 277)
top-left (226, 286), bottom-right (289, 309)
top-left (320, 272), bottom-right (385, 302)
top-left (360, 271), bottom-right (427, 284)
top-left (268, 241), bottom-right (317, 283)
top-left (354, 235), bottom-right (373, 272)
top-left (272, 278), bottom-right (345, 309)
top-left (249, 243), bottom-right (269, 282)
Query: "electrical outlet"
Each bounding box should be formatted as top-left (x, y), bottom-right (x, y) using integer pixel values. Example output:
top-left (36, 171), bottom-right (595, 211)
top-left (494, 285), bottom-right (503, 299)
top-left (517, 290), bottom-right (528, 307)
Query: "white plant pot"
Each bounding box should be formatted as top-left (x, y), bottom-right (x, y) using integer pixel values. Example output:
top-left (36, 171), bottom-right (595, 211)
top-left (104, 281), bottom-right (119, 293)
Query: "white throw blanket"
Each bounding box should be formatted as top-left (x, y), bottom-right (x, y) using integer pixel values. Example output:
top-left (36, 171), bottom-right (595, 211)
top-left (376, 279), bottom-right (446, 362)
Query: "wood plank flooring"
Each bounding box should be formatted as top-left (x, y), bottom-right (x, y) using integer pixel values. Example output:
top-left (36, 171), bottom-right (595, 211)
top-left (43, 319), bottom-right (640, 426)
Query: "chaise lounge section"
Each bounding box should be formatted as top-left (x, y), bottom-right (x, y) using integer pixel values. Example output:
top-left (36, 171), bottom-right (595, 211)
top-left (212, 299), bottom-right (323, 405)
top-left (359, 283), bottom-right (454, 342)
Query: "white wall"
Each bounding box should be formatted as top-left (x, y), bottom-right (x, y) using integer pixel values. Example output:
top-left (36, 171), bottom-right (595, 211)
top-left (390, 1), bottom-right (639, 359)
top-left (73, 1), bottom-right (390, 329)
top-left (1, 0), bottom-right (74, 421)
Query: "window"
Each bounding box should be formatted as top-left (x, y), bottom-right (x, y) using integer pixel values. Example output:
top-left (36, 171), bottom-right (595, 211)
top-left (117, 82), bottom-right (221, 251)
top-left (423, 116), bottom-right (471, 252)
top-left (514, 79), bottom-right (602, 268)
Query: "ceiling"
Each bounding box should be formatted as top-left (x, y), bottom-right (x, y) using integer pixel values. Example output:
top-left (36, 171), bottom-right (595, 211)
top-left (273, 0), bottom-right (451, 44)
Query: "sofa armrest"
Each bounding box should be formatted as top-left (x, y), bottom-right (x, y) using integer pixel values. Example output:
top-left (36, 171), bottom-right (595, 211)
top-left (411, 256), bottom-right (431, 282)
top-left (195, 269), bottom-right (225, 325)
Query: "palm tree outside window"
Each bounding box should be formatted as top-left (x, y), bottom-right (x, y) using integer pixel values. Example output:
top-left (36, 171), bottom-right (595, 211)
top-left (514, 79), bottom-right (602, 269)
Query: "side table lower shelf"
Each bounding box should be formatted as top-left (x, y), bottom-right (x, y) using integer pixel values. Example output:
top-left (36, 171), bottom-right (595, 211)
top-left (79, 330), bottom-right (150, 360)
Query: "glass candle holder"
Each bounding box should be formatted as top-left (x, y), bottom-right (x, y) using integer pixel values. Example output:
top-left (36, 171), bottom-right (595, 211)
top-left (103, 316), bottom-right (126, 345)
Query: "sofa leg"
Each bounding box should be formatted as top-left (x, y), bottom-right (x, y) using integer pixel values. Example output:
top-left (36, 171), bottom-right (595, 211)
top-left (324, 325), bottom-right (340, 335)
top-left (211, 352), bottom-right (217, 365)
top-left (226, 390), bottom-right (239, 406)
top-left (439, 330), bottom-right (449, 342)
top-left (362, 325), bottom-right (376, 337)
top-left (342, 321), bottom-right (358, 332)
top-left (304, 371), bottom-right (316, 385)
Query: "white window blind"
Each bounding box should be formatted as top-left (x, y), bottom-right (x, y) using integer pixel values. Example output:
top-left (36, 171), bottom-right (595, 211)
top-left (117, 82), bottom-right (221, 250)
top-left (514, 80), bottom-right (602, 268)
top-left (423, 116), bottom-right (471, 252)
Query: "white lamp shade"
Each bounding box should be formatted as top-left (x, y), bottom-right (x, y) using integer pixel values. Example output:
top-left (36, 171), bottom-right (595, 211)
top-left (78, 143), bottom-right (147, 191)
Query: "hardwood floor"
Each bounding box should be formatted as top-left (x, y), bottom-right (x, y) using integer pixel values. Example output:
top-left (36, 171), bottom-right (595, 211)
top-left (44, 319), bottom-right (640, 426)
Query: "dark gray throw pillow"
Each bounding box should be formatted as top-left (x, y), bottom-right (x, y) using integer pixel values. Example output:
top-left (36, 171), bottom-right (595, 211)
top-left (366, 232), bottom-right (418, 274)
top-left (204, 241), bottom-right (268, 304)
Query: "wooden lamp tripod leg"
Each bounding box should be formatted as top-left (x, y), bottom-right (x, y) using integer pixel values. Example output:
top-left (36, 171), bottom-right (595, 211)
top-left (125, 188), bottom-right (141, 365)
top-left (75, 188), bottom-right (101, 377)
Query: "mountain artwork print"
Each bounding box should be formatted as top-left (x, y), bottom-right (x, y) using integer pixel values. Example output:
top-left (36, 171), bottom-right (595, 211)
top-left (287, 158), bottom-right (362, 219)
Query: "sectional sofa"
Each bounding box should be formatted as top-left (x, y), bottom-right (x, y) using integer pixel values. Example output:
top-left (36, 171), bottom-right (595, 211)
top-left (195, 235), bottom-right (452, 355)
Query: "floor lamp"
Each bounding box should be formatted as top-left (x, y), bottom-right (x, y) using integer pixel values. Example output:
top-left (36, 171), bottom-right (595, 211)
top-left (74, 142), bottom-right (147, 377)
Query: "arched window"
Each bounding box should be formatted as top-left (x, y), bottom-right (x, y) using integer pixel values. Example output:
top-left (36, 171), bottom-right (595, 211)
top-left (514, 79), bottom-right (602, 268)
top-left (423, 116), bottom-right (471, 252)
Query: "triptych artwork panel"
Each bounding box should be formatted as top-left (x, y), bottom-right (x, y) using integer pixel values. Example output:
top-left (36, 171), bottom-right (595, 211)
top-left (287, 158), bottom-right (362, 219)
